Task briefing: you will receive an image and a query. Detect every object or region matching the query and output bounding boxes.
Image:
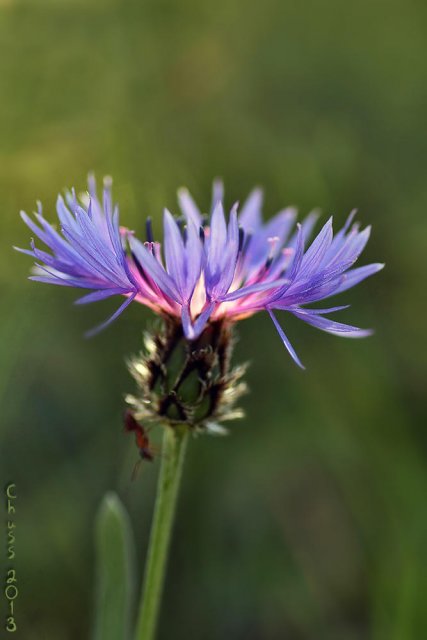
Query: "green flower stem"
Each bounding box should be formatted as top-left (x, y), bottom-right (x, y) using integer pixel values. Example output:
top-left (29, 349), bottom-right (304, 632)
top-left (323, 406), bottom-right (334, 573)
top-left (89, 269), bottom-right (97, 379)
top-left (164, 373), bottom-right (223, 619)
top-left (134, 426), bottom-right (189, 640)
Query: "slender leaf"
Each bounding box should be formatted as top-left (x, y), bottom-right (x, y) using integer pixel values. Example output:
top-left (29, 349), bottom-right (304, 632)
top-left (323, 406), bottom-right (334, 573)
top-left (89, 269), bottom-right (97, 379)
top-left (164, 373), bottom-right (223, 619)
top-left (93, 492), bottom-right (136, 640)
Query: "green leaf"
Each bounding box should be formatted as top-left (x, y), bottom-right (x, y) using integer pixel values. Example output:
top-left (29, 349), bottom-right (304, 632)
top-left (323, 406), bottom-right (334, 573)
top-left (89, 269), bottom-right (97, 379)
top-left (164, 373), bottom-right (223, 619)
top-left (93, 492), bottom-right (136, 640)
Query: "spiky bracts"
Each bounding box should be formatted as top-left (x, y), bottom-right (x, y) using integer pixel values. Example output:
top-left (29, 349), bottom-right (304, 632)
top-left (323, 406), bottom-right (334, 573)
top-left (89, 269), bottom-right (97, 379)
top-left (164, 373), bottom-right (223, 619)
top-left (126, 317), bottom-right (247, 433)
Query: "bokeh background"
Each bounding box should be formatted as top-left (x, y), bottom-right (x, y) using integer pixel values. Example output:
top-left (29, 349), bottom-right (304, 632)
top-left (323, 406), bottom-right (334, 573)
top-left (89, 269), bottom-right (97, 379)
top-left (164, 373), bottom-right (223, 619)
top-left (1, 0), bottom-right (426, 638)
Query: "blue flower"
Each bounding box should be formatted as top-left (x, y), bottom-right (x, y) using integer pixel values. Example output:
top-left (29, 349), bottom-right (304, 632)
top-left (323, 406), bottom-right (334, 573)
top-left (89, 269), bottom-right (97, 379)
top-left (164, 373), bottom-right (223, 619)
top-left (17, 176), bottom-right (384, 366)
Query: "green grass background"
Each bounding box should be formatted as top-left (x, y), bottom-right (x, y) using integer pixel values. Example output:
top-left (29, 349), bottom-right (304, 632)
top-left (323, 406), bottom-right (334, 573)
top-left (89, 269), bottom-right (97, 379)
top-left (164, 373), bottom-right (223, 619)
top-left (1, 0), bottom-right (426, 638)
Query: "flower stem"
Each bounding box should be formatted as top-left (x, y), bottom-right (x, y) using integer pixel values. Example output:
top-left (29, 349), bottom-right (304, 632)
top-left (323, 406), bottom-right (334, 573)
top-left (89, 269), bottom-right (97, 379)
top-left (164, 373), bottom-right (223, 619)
top-left (134, 426), bottom-right (189, 640)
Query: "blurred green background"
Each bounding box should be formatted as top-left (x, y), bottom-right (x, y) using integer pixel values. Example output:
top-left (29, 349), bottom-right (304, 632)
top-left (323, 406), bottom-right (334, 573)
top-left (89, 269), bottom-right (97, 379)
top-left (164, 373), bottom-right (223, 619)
top-left (1, 0), bottom-right (426, 638)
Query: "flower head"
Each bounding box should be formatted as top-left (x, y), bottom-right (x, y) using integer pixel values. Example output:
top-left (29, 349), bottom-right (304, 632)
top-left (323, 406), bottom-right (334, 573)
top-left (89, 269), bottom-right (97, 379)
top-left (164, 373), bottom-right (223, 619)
top-left (17, 175), bottom-right (383, 368)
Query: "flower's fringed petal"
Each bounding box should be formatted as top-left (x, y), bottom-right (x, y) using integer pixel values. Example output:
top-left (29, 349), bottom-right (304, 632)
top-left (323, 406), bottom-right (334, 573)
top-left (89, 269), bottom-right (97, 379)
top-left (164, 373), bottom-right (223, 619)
top-left (205, 201), bottom-right (240, 300)
top-left (206, 201), bottom-right (227, 280)
top-left (324, 225), bottom-right (371, 271)
top-left (328, 263), bottom-right (385, 297)
top-left (242, 207), bottom-right (297, 275)
top-left (19, 239), bottom-right (72, 272)
top-left (291, 308), bottom-right (374, 338)
top-left (181, 304), bottom-right (195, 339)
top-left (31, 261), bottom-right (115, 288)
top-left (266, 208), bottom-right (297, 244)
top-left (321, 209), bottom-right (357, 258)
top-left (128, 235), bottom-right (180, 303)
top-left (318, 211), bottom-right (353, 258)
top-left (85, 292), bottom-right (137, 338)
top-left (294, 305), bottom-right (350, 315)
top-left (18, 179), bottom-right (139, 332)
top-left (285, 260), bottom-right (353, 298)
top-left (238, 188), bottom-right (263, 233)
top-left (216, 205), bottom-right (240, 297)
top-left (288, 210), bottom-right (319, 248)
top-left (56, 195), bottom-right (79, 230)
top-left (14, 245), bottom-right (37, 258)
top-left (61, 223), bottom-right (129, 288)
top-left (74, 288), bottom-right (128, 305)
top-left (19, 210), bottom-right (50, 245)
top-left (30, 274), bottom-right (105, 288)
top-left (286, 223), bottom-right (305, 280)
top-left (270, 265), bottom-right (351, 309)
top-left (185, 218), bottom-right (203, 295)
top-left (181, 301), bottom-right (216, 340)
top-left (218, 277), bottom-right (289, 303)
top-left (298, 217), bottom-right (333, 278)
top-left (177, 187), bottom-right (202, 227)
top-left (163, 208), bottom-right (186, 297)
top-left (191, 302), bottom-right (217, 337)
top-left (211, 179), bottom-right (224, 215)
top-left (268, 309), bottom-right (305, 369)
top-left (266, 224), bottom-right (304, 303)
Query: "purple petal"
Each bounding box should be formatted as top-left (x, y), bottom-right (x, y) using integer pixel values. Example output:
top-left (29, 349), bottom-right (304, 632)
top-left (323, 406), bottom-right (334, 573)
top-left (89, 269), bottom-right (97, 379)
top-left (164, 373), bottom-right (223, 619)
top-left (181, 304), bottom-right (195, 339)
top-left (293, 305), bottom-right (350, 315)
top-left (20, 211), bottom-right (50, 245)
top-left (329, 263), bottom-right (385, 297)
top-left (215, 205), bottom-right (240, 296)
top-left (182, 301), bottom-right (216, 340)
top-left (74, 288), bottom-right (126, 304)
top-left (299, 217), bottom-right (333, 278)
top-left (287, 211), bottom-right (319, 249)
top-left (285, 260), bottom-right (353, 300)
top-left (184, 218), bottom-right (203, 298)
top-left (29, 275), bottom-right (92, 287)
top-left (85, 291), bottom-right (137, 338)
top-left (191, 302), bottom-right (217, 338)
top-left (205, 201), bottom-right (228, 295)
top-left (321, 209), bottom-right (357, 260)
top-left (268, 309), bottom-right (305, 369)
top-left (163, 208), bottom-right (186, 297)
top-left (129, 235), bottom-right (180, 302)
top-left (177, 187), bottom-right (202, 226)
top-left (339, 225), bottom-right (371, 265)
top-left (14, 246), bottom-right (36, 257)
top-left (61, 224), bottom-right (128, 287)
top-left (86, 174), bottom-right (96, 198)
top-left (262, 224), bottom-right (305, 304)
top-left (56, 195), bottom-right (79, 230)
top-left (208, 201), bottom-right (227, 265)
top-left (211, 179), bottom-right (224, 214)
top-left (291, 309), bottom-right (373, 337)
top-left (243, 208), bottom-right (297, 274)
top-left (219, 278), bottom-right (289, 302)
top-left (287, 223), bottom-right (305, 280)
top-left (238, 188), bottom-right (263, 233)
top-left (30, 264), bottom-right (106, 289)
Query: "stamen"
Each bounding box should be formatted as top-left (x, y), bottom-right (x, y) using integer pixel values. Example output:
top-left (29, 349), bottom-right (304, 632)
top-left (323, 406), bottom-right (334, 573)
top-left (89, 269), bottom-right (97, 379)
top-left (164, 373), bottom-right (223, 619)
top-left (144, 241), bottom-right (156, 257)
top-left (131, 251), bottom-right (149, 283)
top-left (238, 226), bottom-right (245, 252)
top-left (278, 247), bottom-right (295, 276)
top-left (265, 256), bottom-right (274, 270)
top-left (146, 217), bottom-right (154, 243)
top-left (267, 236), bottom-right (280, 256)
top-left (257, 237), bottom-right (281, 274)
top-left (242, 230), bottom-right (252, 254)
